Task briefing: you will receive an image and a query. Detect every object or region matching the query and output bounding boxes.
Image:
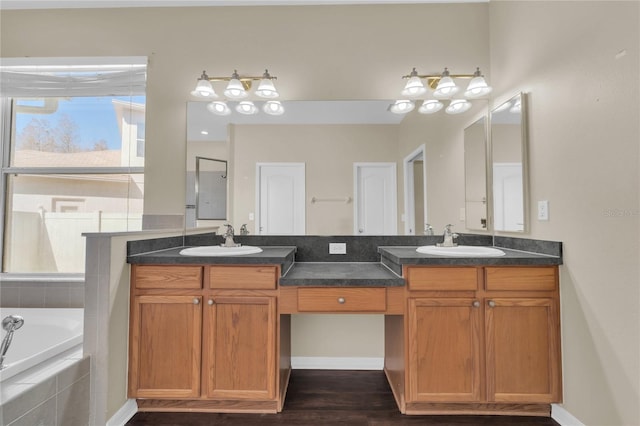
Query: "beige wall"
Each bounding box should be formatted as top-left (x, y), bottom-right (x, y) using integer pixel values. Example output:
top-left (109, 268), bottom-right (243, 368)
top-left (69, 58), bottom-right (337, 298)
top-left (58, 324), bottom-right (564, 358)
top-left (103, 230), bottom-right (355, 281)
top-left (490, 2), bottom-right (639, 425)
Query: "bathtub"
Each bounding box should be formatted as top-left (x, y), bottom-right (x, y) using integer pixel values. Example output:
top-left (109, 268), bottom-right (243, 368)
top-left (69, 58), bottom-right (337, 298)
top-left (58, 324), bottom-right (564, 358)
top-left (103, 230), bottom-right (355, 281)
top-left (0, 307), bottom-right (83, 382)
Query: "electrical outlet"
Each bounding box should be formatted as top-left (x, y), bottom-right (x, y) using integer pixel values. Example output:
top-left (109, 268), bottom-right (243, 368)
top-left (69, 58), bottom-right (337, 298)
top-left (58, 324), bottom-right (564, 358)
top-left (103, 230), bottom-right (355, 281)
top-left (248, 212), bottom-right (254, 221)
top-left (459, 207), bottom-right (466, 221)
top-left (329, 243), bottom-right (347, 255)
top-left (537, 200), bottom-right (549, 221)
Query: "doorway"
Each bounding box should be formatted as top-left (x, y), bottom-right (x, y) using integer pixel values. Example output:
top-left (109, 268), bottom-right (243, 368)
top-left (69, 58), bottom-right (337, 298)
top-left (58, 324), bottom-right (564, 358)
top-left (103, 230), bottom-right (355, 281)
top-left (256, 163), bottom-right (306, 235)
top-left (353, 163), bottom-right (397, 235)
top-left (403, 145), bottom-right (427, 235)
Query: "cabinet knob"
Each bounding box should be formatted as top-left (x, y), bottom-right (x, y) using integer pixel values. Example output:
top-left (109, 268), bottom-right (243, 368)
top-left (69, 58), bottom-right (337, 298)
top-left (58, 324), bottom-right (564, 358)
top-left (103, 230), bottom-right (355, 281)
top-left (472, 300), bottom-right (480, 308)
top-left (337, 297), bottom-right (346, 304)
top-left (208, 299), bottom-right (214, 306)
top-left (488, 300), bottom-right (496, 308)
top-left (193, 298), bottom-right (200, 305)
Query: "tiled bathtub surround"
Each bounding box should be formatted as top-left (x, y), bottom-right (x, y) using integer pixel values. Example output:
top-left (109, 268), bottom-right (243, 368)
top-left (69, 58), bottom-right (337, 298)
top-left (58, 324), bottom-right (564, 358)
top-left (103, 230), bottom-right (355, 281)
top-left (0, 349), bottom-right (90, 426)
top-left (0, 276), bottom-right (85, 308)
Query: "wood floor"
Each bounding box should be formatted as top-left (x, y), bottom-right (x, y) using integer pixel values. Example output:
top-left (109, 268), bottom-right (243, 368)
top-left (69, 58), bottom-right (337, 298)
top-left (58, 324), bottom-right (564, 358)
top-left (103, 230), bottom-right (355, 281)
top-left (126, 370), bottom-right (561, 426)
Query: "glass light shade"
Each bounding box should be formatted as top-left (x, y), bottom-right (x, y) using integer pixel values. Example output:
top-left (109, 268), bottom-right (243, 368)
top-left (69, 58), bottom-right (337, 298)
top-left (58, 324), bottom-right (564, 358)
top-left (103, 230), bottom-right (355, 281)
top-left (401, 76), bottom-right (427, 97)
top-left (206, 101), bottom-right (231, 116)
top-left (224, 78), bottom-right (248, 99)
top-left (263, 100), bottom-right (285, 115)
top-left (236, 100), bottom-right (258, 115)
top-left (445, 99), bottom-right (472, 114)
top-left (389, 100), bottom-right (415, 114)
top-left (433, 76), bottom-right (459, 99)
top-left (418, 99), bottom-right (443, 114)
top-left (464, 76), bottom-right (492, 98)
top-left (191, 79), bottom-right (217, 98)
top-left (255, 79), bottom-right (280, 98)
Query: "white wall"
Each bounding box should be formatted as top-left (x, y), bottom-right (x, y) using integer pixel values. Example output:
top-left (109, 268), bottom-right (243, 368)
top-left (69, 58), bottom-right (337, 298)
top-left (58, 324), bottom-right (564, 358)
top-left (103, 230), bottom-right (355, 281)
top-left (490, 2), bottom-right (639, 425)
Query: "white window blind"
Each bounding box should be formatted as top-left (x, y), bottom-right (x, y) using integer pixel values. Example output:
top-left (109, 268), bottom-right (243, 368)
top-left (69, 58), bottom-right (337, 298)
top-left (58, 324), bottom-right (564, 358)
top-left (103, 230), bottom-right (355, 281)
top-left (0, 56), bottom-right (147, 97)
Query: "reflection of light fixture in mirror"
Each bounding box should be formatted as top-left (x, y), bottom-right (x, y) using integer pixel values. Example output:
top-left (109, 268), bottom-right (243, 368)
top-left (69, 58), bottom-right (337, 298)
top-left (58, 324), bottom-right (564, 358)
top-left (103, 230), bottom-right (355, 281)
top-left (401, 68), bottom-right (427, 97)
top-left (263, 100), bottom-right (285, 115)
top-left (464, 67), bottom-right (492, 98)
top-left (433, 68), bottom-right (459, 99)
top-left (236, 100), bottom-right (258, 115)
top-left (394, 66), bottom-right (492, 114)
top-left (191, 71), bottom-right (217, 98)
top-left (418, 99), bottom-right (443, 114)
top-left (445, 99), bottom-right (472, 114)
top-left (389, 100), bottom-right (415, 114)
top-left (255, 69), bottom-right (280, 98)
top-left (224, 70), bottom-right (248, 99)
top-left (207, 101), bottom-right (231, 116)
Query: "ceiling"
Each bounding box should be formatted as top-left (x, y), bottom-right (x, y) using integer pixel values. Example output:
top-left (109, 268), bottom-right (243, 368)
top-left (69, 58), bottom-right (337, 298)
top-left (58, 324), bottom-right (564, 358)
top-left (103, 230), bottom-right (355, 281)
top-left (0, 0), bottom-right (486, 10)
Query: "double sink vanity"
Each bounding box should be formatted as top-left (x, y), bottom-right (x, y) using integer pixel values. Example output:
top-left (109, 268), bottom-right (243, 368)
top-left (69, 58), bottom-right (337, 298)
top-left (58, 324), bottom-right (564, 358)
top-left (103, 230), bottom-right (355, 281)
top-left (126, 233), bottom-right (562, 417)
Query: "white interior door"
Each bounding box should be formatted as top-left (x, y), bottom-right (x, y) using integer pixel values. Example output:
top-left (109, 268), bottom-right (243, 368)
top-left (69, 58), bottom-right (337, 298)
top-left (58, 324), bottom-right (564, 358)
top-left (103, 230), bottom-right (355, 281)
top-left (493, 163), bottom-right (523, 231)
top-left (354, 163), bottom-right (397, 235)
top-left (256, 163), bottom-right (305, 235)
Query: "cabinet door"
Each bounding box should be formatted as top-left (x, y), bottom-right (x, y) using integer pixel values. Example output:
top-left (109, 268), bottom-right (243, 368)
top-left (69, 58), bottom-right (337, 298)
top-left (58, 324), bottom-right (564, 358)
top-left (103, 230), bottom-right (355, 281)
top-left (205, 296), bottom-right (276, 400)
top-left (129, 295), bottom-right (202, 398)
top-left (408, 298), bottom-right (482, 402)
top-left (485, 297), bottom-right (561, 403)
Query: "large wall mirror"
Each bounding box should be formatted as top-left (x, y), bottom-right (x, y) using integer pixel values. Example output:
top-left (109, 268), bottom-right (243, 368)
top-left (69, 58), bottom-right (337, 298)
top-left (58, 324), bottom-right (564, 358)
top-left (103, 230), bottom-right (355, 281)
top-left (490, 92), bottom-right (528, 232)
top-left (464, 116), bottom-right (488, 231)
top-left (186, 100), bottom-right (481, 235)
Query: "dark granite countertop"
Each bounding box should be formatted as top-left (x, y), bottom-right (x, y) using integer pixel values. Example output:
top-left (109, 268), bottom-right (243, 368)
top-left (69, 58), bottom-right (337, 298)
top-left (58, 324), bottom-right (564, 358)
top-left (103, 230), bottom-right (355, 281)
top-left (279, 262), bottom-right (405, 287)
top-left (127, 246), bottom-right (296, 272)
top-left (379, 246), bottom-right (562, 275)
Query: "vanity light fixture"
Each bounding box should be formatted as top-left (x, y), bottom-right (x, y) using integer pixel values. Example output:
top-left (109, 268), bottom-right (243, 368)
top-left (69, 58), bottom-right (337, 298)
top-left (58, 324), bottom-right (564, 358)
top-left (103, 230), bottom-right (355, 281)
top-left (392, 66), bottom-right (492, 115)
top-left (389, 99), bottom-right (415, 114)
top-left (191, 68), bottom-right (284, 116)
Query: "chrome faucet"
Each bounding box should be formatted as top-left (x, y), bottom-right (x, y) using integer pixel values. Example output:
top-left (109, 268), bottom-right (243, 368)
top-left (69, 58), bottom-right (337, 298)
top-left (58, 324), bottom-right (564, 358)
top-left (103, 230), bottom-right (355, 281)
top-left (438, 224), bottom-right (459, 247)
top-left (222, 224), bottom-right (240, 247)
top-left (424, 224), bottom-right (434, 236)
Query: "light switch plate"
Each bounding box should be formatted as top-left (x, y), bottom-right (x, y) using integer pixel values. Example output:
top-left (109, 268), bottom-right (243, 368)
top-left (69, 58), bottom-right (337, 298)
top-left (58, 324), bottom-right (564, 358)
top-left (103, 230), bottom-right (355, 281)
top-left (329, 243), bottom-right (347, 255)
top-left (538, 200), bottom-right (549, 221)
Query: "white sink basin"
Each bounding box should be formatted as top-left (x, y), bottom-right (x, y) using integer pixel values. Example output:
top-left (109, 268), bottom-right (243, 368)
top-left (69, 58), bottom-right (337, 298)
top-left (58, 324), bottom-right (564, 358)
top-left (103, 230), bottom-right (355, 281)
top-left (416, 245), bottom-right (505, 257)
top-left (179, 245), bottom-right (263, 256)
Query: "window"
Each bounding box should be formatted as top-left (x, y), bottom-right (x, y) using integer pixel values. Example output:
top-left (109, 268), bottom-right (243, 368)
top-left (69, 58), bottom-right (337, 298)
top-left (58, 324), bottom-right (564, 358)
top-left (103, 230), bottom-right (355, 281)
top-left (1, 58), bottom-right (147, 273)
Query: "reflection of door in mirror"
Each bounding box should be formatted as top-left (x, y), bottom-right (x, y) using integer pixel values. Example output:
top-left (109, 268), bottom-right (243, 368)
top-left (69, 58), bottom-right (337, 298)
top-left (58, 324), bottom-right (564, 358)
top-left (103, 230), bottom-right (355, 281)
top-left (354, 163), bottom-right (397, 235)
top-left (403, 145), bottom-right (427, 235)
top-left (491, 93), bottom-right (527, 233)
top-left (464, 117), bottom-right (488, 231)
top-left (256, 163), bottom-right (306, 235)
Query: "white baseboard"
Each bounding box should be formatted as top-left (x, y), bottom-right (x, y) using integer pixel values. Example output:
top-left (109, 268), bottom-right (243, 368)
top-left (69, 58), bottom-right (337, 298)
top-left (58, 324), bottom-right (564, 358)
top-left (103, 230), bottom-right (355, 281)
top-left (106, 398), bottom-right (138, 426)
top-left (552, 404), bottom-right (585, 426)
top-left (291, 356), bottom-right (384, 370)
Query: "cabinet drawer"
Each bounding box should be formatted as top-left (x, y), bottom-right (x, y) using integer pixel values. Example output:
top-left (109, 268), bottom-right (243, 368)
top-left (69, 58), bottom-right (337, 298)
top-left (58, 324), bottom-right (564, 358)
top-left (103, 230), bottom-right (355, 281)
top-left (485, 266), bottom-right (557, 291)
top-left (134, 265), bottom-right (203, 289)
top-left (407, 267), bottom-right (478, 291)
top-left (297, 287), bottom-right (386, 312)
top-left (209, 265), bottom-right (278, 290)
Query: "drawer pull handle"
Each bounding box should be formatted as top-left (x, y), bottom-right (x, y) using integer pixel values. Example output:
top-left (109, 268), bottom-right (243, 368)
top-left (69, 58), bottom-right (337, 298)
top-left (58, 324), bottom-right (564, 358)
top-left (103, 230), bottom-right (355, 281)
top-left (488, 300), bottom-right (496, 308)
top-left (472, 300), bottom-right (480, 308)
top-left (337, 297), bottom-right (346, 304)
top-left (193, 298), bottom-right (200, 305)
top-left (208, 299), bottom-right (214, 306)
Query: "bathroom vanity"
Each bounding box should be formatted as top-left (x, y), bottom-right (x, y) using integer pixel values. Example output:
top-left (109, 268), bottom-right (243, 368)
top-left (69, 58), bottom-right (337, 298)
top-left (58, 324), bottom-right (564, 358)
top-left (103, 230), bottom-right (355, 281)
top-left (126, 238), bottom-right (562, 417)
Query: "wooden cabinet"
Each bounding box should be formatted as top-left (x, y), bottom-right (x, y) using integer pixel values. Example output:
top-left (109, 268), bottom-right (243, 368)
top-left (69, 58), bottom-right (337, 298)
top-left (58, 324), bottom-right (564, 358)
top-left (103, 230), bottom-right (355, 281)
top-left (407, 297), bottom-right (481, 402)
top-left (128, 264), bottom-right (282, 413)
top-left (128, 295), bottom-right (202, 398)
top-left (205, 295), bottom-right (276, 400)
top-left (402, 265), bottom-right (561, 415)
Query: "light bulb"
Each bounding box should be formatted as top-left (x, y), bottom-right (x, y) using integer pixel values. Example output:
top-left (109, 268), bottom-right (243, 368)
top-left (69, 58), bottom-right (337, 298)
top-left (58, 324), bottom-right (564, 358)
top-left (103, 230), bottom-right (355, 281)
top-left (433, 68), bottom-right (459, 99)
top-left (224, 70), bottom-right (248, 99)
top-left (206, 101), bottom-right (231, 116)
top-left (418, 100), bottom-right (443, 114)
top-left (263, 100), bottom-right (285, 115)
top-left (445, 99), bottom-right (472, 114)
top-left (389, 100), bottom-right (415, 114)
top-left (464, 68), bottom-right (492, 98)
top-left (236, 101), bottom-right (258, 115)
top-left (190, 71), bottom-right (217, 98)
